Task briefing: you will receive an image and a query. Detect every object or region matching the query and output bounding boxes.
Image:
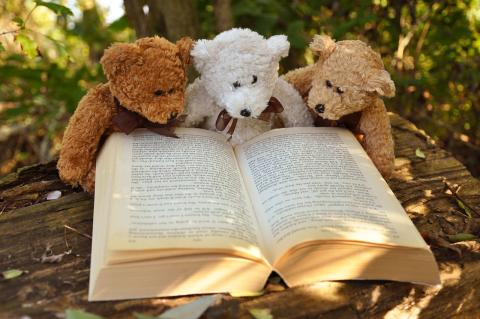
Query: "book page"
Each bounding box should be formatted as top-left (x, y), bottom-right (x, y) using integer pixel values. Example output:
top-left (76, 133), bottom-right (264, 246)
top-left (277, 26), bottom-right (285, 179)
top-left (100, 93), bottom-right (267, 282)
top-left (106, 128), bottom-right (264, 260)
top-left (90, 133), bottom-right (119, 298)
top-left (235, 127), bottom-right (428, 262)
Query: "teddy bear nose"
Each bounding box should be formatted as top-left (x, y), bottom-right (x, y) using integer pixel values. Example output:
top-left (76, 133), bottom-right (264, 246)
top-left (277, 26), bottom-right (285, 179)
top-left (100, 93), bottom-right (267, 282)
top-left (240, 109), bottom-right (251, 117)
top-left (315, 104), bottom-right (325, 113)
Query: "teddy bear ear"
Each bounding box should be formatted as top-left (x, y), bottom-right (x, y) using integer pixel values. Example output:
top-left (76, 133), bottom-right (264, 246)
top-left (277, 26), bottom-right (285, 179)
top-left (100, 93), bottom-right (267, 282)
top-left (100, 43), bottom-right (143, 81)
top-left (190, 39), bottom-right (212, 72)
top-left (266, 35), bottom-right (290, 59)
top-left (176, 37), bottom-right (193, 68)
top-left (309, 35), bottom-right (336, 60)
top-left (365, 69), bottom-right (396, 97)
top-left (135, 37), bottom-right (158, 50)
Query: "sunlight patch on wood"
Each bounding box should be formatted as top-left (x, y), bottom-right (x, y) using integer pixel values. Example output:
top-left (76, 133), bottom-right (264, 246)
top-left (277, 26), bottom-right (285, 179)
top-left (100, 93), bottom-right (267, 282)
top-left (393, 157), bottom-right (413, 181)
top-left (439, 263), bottom-right (463, 286)
top-left (405, 201), bottom-right (430, 215)
top-left (384, 285), bottom-right (442, 319)
top-left (308, 282), bottom-right (346, 302)
top-left (455, 288), bottom-right (476, 314)
top-left (370, 285), bottom-right (382, 305)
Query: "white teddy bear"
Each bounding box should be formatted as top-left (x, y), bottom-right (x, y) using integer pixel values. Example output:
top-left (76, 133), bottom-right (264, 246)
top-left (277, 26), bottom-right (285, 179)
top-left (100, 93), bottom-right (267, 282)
top-left (183, 28), bottom-right (314, 145)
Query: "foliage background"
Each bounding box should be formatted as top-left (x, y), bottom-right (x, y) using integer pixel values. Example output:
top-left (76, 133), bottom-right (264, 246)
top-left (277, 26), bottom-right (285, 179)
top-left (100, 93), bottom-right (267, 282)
top-left (1, 0), bottom-right (479, 176)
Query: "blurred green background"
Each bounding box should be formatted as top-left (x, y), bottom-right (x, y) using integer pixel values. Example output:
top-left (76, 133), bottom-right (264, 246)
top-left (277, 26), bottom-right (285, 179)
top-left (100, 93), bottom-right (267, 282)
top-left (1, 0), bottom-right (479, 177)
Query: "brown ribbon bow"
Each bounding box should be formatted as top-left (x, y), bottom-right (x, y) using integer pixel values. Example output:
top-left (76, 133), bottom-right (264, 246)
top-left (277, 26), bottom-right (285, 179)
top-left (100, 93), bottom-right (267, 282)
top-left (215, 96), bottom-right (284, 137)
top-left (112, 98), bottom-right (185, 138)
top-left (313, 110), bottom-right (365, 143)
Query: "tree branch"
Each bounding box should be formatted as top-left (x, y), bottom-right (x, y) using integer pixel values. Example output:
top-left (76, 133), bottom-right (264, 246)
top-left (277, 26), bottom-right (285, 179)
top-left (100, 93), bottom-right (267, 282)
top-left (0, 29), bottom-right (19, 37)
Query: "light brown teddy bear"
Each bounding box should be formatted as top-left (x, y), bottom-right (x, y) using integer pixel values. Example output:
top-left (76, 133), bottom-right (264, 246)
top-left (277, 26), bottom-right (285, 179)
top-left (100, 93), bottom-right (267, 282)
top-left (57, 36), bottom-right (193, 193)
top-left (284, 35), bottom-right (396, 178)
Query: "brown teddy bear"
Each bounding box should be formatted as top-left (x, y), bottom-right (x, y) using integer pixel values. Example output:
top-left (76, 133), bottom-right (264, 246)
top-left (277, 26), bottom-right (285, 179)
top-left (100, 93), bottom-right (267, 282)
top-left (57, 36), bottom-right (193, 193)
top-left (284, 35), bottom-right (396, 178)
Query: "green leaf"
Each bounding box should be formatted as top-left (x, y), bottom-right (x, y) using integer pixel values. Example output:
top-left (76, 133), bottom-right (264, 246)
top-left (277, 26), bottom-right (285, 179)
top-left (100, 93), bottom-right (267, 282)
top-left (5, 53), bottom-right (25, 62)
top-left (0, 43), bottom-right (5, 52)
top-left (13, 16), bottom-right (24, 28)
top-left (456, 199), bottom-right (473, 218)
top-left (287, 20), bottom-right (308, 49)
top-left (43, 34), bottom-right (69, 58)
top-left (65, 309), bottom-right (105, 319)
top-left (34, 1), bottom-right (73, 16)
top-left (158, 294), bottom-right (220, 319)
top-left (447, 233), bottom-right (477, 243)
top-left (248, 308), bottom-right (273, 319)
top-left (250, 14), bottom-right (278, 35)
top-left (15, 33), bottom-right (38, 59)
top-left (415, 148), bottom-right (426, 159)
top-left (2, 269), bottom-right (24, 279)
top-left (108, 15), bottom-right (130, 32)
top-left (133, 314), bottom-right (156, 319)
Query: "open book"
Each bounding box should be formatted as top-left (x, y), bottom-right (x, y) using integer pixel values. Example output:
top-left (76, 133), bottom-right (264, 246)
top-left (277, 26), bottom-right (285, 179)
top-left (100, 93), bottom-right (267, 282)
top-left (89, 127), bottom-right (440, 301)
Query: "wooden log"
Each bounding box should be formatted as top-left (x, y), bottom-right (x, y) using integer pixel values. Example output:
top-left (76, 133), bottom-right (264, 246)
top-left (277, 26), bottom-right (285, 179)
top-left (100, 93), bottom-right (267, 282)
top-left (0, 114), bottom-right (479, 319)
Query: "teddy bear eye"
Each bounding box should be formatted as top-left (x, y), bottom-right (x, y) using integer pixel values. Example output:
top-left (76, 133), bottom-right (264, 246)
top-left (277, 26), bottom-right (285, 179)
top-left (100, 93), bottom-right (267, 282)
top-left (154, 90), bottom-right (165, 96)
top-left (168, 88), bottom-right (175, 94)
top-left (233, 81), bottom-right (241, 89)
top-left (336, 87), bottom-right (344, 94)
top-left (326, 80), bottom-right (333, 88)
top-left (252, 75), bottom-right (257, 84)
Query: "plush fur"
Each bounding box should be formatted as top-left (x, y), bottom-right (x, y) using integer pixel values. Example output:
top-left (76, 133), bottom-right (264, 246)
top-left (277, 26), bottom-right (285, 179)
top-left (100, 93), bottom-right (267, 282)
top-left (183, 28), bottom-right (313, 145)
top-left (57, 36), bottom-right (193, 193)
top-left (284, 35), bottom-right (396, 178)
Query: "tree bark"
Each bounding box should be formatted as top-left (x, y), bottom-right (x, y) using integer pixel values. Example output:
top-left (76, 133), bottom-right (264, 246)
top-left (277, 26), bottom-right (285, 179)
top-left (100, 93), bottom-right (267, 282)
top-left (123, 0), bottom-right (151, 38)
top-left (123, 0), bottom-right (198, 41)
top-left (214, 0), bottom-right (233, 32)
top-left (145, 0), bottom-right (167, 37)
top-left (155, 0), bottom-right (199, 40)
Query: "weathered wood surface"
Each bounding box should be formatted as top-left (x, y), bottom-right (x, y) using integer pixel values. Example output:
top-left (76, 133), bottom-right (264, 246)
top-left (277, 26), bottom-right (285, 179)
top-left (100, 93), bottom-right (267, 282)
top-left (1, 114), bottom-right (479, 319)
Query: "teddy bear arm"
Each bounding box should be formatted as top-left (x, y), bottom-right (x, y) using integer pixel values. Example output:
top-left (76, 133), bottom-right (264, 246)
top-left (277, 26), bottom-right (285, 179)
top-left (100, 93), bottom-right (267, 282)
top-left (57, 85), bottom-right (115, 187)
top-left (358, 99), bottom-right (395, 178)
top-left (182, 79), bottom-right (218, 128)
top-left (274, 78), bottom-right (314, 127)
top-left (80, 166), bottom-right (96, 193)
top-left (282, 64), bottom-right (316, 101)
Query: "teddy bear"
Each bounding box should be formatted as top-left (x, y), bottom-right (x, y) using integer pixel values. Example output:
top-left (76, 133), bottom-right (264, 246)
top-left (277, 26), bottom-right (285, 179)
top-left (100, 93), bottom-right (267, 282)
top-left (284, 35), bottom-right (396, 178)
top-left (57, 36), bottom-right (193, 193)
top-left (182, 28), bottom-right (314, 145)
